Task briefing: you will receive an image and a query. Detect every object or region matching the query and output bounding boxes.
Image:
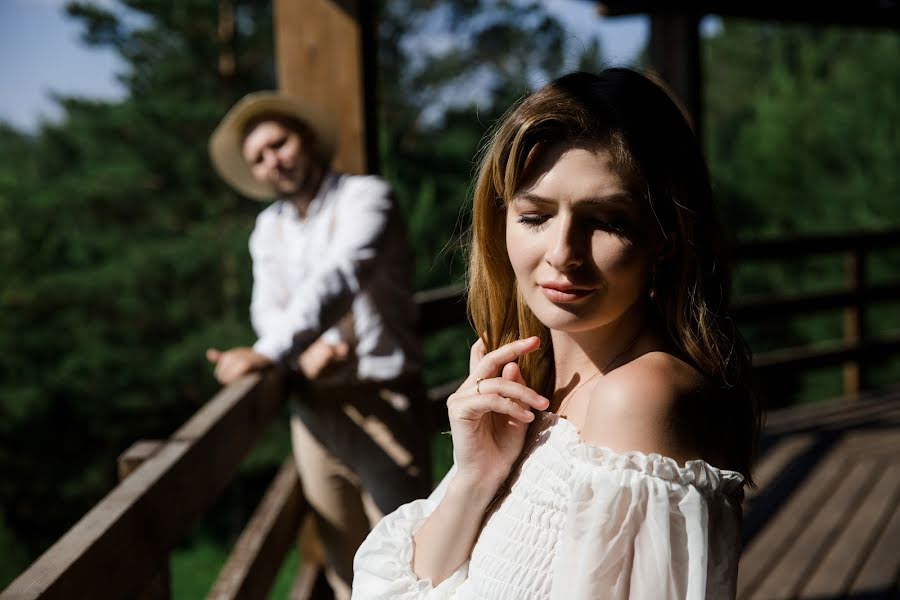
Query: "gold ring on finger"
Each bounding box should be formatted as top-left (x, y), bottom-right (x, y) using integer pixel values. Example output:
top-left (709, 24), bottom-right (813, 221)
top-left (475, 377), bottom-right (484, 394)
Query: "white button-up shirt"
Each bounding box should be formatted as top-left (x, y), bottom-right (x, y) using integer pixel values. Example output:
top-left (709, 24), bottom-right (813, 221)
top-left (249, 171), bottom-right (421, 381)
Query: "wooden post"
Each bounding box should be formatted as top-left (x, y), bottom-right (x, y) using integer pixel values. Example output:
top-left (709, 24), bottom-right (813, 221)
top-left (118, 441), bottom-right (171, 600)
top-left (273, 0), bottom-right (378, 175)
top-left (648, 13), bottom-right (703, 140)
top-left (843, 248), bottom-right (865, 396)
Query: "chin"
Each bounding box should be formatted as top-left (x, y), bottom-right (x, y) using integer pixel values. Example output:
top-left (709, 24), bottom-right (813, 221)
top-left (527, 289), bottom-right (638, 335)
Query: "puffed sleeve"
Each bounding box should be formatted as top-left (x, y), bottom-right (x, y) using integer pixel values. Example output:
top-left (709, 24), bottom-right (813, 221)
top-left (353, 465), bottom-right (469, 599)
top-left (550, 447), bottom-right (745, 600)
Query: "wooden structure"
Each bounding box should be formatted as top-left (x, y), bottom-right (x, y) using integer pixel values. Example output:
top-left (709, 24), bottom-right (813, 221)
top-left (273, 0), bottom-right (378, 175)
top-left (739, 388), bottom-right (900, 599)
top-left (597, 1), bottom-right (900, 140)
top-left (4, 227), bottom-right (900, 599)
top-left (4, 2), bottom-right (900, 598)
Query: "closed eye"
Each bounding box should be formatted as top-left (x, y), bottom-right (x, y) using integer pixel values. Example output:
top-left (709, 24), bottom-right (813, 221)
top-left (590, 217), bottom-right (630, 236)
top-left (516, 214), bottom-right (551, 229)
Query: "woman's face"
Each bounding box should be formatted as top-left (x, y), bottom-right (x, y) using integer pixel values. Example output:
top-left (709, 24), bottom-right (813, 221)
top-left (506, 144), bottom-right (660, 335)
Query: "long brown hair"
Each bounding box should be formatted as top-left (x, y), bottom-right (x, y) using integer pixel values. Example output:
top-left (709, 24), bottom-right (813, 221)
top-left (467, 69), bottom-right (761, 482)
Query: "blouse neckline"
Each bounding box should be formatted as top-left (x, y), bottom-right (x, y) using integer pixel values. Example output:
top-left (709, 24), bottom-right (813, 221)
top-left (536, 412), bottom-right (746, 497)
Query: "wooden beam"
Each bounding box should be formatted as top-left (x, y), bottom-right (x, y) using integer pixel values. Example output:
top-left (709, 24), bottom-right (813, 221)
top-left (597, 1), bottom-right (900, 29)
top-left (118, 441), bottom-right (170, 600)
top-left (274, 0), bottom-right (378, 175)
top-left (0, 372), bottom-right (286, 600)
top-left (207, 458), bottom-right (309, 600)
top-left (648, 14), bottom-right (703, 137)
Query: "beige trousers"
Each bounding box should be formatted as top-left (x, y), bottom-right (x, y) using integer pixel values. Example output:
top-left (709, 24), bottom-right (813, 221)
top-left (289, 373), bottom-right (432, 599)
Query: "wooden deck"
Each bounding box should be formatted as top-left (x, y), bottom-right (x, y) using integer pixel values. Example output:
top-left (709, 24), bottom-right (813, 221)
top-left (738, 386), bottom-right (900, 600)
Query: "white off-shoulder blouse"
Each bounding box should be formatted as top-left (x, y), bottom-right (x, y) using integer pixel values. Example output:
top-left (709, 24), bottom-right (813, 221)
top-left (352, 412), bottom-right (745, 599)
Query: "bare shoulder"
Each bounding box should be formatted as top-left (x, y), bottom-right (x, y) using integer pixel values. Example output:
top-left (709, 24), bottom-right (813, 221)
top-left (578, 351), bottom-right (710, 464)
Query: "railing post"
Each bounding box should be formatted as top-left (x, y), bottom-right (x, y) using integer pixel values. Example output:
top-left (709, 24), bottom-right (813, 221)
top-left (843, 247), bottom-right (865, 396)
top-left (118, 440), bottom-right (171, 600)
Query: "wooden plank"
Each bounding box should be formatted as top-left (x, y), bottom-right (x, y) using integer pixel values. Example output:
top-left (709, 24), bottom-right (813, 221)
top-left (648, 14), bottom-right (702, 136)
top-left (118, 440), bottom-right (164, 481)
top-left (207, 458), bottom-right (308, 600)
top-left (754, 333), bottom-right (900, 374)
top-left (274, 0), bottom-right (377, 175)
top-left (0, 372), bottom-right (285, 600)
top-left (734, 282), bottom-right (900, 322)
top-left (288, 563), bottom-right (333, 600)
top-left (734, 228), bottom-right (900, 261)
top-left (737, 440), bottom-right (848, 598)
top-left (597, 1), bottom-right (900, 29)
top-left (763, 389), bottom-right (900, 433)
top-left (744, 434), bottom-right (814, 500)
top-left (848, 475), bottom-right (900, 596)
top-left (799, 463), bottom-right (900, 598)
top-left (118, 440), bottom-right (170, 600)
top-left (841, 428), bottom-right (900, 458)
top-left (747, 458), bottom-right (880, 599)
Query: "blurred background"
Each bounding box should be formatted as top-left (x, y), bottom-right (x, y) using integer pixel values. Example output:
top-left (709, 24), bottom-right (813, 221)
top-left (1, 0), bottom-right (899, 596)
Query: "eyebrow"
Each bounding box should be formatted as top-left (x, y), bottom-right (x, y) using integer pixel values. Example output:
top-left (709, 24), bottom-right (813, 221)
top-left (512, 192), bottom-right (633, 206)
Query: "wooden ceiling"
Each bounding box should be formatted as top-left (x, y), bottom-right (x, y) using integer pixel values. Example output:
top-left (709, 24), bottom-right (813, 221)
top-left (596, 1), bottom-right (900, 29)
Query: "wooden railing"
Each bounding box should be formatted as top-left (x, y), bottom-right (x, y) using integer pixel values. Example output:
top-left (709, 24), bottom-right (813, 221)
top-left (3, 228), bottom-right (899, 599)
top-left (734, 229), bottom-right (900, 399)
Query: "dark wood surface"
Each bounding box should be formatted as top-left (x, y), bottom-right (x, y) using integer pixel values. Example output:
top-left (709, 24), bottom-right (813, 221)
top-left (738, 387), bottom-right (900, 599)
top-left (0, 373), bottom-right (286, 600)
top-left (207, 458), bottom-right (308, 600)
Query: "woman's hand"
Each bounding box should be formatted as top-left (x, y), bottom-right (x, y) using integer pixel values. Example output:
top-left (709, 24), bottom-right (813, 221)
top-left (446, 336), bottom-right (550, 492)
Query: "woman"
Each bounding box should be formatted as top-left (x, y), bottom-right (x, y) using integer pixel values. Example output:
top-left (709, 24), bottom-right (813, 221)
top-left (353, 68), bottom-right (760, 599)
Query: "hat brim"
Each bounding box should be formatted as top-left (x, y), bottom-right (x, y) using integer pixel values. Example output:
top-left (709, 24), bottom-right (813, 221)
top-left (209, 92), bottom-right (338, 200)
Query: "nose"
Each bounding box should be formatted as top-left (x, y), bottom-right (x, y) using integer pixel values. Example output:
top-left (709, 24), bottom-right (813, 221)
top-left (260, 149), bottom-right (279, 172)
top-left (545, 214), bottom-right (583, 272)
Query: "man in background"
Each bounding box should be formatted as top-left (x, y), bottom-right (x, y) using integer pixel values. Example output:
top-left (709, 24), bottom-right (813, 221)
top-left (206, 92), bottom-right (431, 598)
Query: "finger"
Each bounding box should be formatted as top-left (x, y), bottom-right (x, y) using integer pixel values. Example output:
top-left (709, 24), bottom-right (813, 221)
top-left (333, 342), bottom-right (350, 359)
top-left (449, 393), bottom-right (535, 423)
top-left (501, 361), bottom-right (524, 384)
top-left (471, 336), bottom-right (541, 380)
top-left (469, 337), bottom-right (487, 372)
top-left (214, 359), bottom-right (227, 383)
top-left (206, 348), bottom-right (221, 363)
top-left (475, 377), bottom-right (549, 411)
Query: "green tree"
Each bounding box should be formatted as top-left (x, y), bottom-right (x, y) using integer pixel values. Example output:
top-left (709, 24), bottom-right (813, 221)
top-left (703, 20), bottom-right (900, 402)
top-left (0, 0), bottom-right (608, 586)
top-left (0, 0), bottom-right (275, 578)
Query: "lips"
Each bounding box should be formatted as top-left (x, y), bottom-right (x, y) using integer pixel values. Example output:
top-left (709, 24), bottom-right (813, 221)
top-left (539, 282), bottom-right (596, 303)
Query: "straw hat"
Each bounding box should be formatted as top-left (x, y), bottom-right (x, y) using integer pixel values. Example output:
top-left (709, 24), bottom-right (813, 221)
top-left (209, 91), bottom-right (338, 200)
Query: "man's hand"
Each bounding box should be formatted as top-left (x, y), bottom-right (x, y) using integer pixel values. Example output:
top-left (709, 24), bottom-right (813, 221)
top-left (206, 347), bottom-right (273, 384)
top-left (297, 339), bottom-right (350, 380)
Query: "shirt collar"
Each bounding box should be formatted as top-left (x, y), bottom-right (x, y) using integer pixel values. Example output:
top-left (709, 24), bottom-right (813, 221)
top-left (276, 169), bottom-right (338, 220)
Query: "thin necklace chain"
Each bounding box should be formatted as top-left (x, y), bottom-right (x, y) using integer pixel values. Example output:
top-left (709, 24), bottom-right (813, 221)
top-left (556, 326), bottom-right (643, 416)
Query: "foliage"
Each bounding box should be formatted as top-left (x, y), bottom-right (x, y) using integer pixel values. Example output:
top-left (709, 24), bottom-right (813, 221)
top-left (0, 0), bottom-right (605, 589)
top-left (704, 20), bottom-right (900, 401)
top-left (2, 1), bottom-right (900, 593)
top-left (0, 0), bottom-right (275, 580)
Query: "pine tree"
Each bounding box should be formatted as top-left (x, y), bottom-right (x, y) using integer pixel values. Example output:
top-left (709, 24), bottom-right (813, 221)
top-left (0, 0), bottom-right (275, 572)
